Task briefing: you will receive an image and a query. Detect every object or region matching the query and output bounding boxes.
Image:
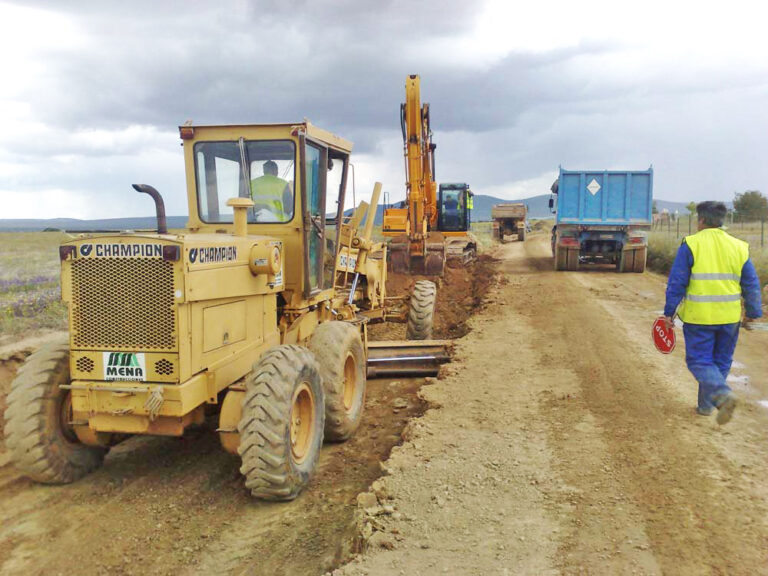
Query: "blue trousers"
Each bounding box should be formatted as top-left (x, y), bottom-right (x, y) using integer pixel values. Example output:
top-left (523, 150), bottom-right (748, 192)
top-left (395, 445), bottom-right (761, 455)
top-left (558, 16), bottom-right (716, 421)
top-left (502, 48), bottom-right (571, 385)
top-left (683, 323), bottom-right (740, 410)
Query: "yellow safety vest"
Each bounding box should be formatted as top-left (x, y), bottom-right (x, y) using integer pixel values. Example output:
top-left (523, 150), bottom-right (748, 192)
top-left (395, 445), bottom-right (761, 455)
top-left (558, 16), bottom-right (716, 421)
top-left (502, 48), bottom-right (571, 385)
top-left (679, 228), bottom-right (749, 325)
top-left (250, 175), bottom-right (288, 219)
top-left (467, 195), bottom-right (473, 210)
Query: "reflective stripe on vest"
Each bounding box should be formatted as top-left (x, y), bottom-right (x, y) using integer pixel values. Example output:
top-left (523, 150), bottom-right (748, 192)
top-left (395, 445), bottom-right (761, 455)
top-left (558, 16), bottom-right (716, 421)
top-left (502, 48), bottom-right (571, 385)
top-left (250, 175), bottom-right (288, 219)
top-left (678, 228), bottom-right (749, 325)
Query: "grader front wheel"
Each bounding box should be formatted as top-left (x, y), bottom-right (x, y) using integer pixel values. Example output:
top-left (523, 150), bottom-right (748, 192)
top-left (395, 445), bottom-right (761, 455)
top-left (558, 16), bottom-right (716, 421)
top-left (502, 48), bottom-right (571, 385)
top-left (309, 322), bottom-right (366, 442)
top-left (4, 336), bottom-right (107, 484)
top-left (237, 345), bottom-right (325, 501)
top-left (406, 280), bottom-right (437, 340)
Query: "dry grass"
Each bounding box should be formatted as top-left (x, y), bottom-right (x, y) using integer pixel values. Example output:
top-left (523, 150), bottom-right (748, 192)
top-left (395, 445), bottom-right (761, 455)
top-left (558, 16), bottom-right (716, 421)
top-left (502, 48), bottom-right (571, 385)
top-left (647, 222), bottom-right (768, 287)
top-left (0, 232), bottom-right (70, 341)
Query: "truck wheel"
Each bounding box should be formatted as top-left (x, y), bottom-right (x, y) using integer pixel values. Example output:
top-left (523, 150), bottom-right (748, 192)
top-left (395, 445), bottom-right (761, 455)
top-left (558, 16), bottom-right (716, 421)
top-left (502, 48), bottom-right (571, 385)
top-left (566, 249), bottom-right (580, 271)
top-left (4, 336), bottom-right (107, 484)
top-left (518, 227), bottom-right (526, 242)
top-left (554, 246), bottom-right (567, 271)
top-left (406, 280), bottom-right (437, 340)
top-left (309, 322), bottom-right (366, 442)
top-left (633, 248), bottom-right (647, 273)
top-left (238, 345), bottom-right (325, 501)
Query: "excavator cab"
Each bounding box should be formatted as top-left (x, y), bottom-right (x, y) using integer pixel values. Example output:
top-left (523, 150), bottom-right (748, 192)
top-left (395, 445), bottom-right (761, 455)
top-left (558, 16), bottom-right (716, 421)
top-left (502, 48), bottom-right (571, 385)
top-left (437, 183), bottom-right (472, 233)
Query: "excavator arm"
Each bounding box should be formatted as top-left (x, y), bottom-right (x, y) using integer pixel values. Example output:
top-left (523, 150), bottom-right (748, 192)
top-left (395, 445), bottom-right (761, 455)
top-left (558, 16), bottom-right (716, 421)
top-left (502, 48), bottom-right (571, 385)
top-left (384, 74), bottom-right (446, 275)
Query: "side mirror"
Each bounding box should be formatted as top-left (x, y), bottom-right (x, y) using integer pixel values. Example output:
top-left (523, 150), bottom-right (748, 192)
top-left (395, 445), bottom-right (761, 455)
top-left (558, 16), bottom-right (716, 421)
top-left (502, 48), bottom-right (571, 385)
top-left (548, 198), bottom-right (554, 209)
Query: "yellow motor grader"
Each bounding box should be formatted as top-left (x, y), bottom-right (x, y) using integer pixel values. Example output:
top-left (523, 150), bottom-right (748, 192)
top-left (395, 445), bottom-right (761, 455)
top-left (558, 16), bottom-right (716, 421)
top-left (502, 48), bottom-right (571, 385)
top-left (4, 121), bottom-right (439, 500)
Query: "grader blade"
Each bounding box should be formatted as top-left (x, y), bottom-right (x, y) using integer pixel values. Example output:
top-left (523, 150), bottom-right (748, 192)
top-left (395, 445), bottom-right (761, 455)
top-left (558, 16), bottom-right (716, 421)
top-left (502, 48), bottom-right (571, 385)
top-left (366, 340), bottom-right (452, 378)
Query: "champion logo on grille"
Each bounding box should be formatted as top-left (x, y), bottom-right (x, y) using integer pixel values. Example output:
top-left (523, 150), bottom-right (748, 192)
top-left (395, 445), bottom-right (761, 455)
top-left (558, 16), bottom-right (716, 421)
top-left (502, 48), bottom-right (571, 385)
top-left (103, 352), bottom-right (146, 381)
top-left (189, 246), bottom-right (238, 265)
top-left (80, 244), bottom-right (163, 258)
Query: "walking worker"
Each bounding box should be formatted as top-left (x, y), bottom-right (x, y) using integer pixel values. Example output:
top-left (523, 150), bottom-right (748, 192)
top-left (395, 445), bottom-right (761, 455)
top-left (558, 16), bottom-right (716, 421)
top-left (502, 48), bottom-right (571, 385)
top-left (664, 201), bottom-right (762, 424)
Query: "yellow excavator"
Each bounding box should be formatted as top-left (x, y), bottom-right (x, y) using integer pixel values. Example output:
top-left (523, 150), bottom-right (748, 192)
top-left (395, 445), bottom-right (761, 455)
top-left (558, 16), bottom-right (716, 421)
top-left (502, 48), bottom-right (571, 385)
top-left (383, 74), bottom-right (476, 276)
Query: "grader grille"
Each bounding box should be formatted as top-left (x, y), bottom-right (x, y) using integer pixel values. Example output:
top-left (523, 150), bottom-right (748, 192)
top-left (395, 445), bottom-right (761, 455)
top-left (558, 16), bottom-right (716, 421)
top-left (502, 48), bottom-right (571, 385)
top-left (71, 258), bottom-right (176, 350)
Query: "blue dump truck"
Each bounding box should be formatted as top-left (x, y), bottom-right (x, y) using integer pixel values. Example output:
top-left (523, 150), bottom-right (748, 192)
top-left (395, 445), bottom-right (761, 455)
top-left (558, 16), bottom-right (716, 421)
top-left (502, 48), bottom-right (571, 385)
top-left (549, 166), bottom-right (653, 272)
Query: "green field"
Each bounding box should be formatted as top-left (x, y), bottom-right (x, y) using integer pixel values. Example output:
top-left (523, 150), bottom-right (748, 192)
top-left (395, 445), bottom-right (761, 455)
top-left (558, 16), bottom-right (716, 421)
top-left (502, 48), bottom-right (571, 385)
top-left (0, 232), bottom-right (71, 342)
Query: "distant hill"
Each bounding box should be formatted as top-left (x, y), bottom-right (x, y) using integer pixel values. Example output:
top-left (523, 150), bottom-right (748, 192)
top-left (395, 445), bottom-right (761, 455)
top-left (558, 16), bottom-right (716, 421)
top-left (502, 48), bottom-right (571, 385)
top-left (0, 195), bottom-right (728, 231)
top-left (0, 216), bottom-right (189, 232)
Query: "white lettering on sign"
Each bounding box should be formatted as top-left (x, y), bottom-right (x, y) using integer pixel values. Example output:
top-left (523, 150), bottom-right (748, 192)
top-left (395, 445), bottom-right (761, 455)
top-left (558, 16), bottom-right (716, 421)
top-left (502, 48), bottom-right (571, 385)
top-left (654, 324), bottom-right (673, 348)
top-left (587, 179), bottom-right (601, 196)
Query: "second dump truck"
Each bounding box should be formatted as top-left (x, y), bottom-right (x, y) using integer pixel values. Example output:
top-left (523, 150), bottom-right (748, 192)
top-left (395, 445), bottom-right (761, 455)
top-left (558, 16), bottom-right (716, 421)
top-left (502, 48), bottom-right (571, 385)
top-left (492, 203), bottom-right (527, 242)
top-left (550, 166), bottom-right (653, 272)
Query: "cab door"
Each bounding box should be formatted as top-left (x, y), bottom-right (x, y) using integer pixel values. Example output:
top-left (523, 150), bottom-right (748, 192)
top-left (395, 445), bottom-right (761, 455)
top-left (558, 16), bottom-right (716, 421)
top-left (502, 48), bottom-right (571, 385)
top-left (302, 139), bottom-right (328, 296)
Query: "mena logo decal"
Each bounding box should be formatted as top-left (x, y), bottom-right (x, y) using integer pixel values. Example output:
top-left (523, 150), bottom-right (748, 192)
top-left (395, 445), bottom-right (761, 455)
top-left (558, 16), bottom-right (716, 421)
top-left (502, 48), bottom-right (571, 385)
top-left (102, 352), bottom-right (146, 381)
top-left (80, 244), bottom-right (93, 257)
top-left (189, 248), bottom-right (198, 263)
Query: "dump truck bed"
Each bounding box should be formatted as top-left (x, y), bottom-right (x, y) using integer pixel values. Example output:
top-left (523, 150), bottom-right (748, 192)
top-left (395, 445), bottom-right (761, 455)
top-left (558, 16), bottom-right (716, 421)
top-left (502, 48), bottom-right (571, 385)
top-left (555, 167), bottom-right (653, 226)
top-left (491, 203), bottom-right (526, 219)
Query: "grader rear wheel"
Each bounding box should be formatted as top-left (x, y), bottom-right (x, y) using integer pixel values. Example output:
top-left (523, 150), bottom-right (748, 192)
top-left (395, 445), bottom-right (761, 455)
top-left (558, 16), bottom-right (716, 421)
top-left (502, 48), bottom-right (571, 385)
top-left (309, 322), bottom-right (366, 442)
top-left (237, 345), bottom-right (325, 501)
top-left (518, 226), bottom-right (525, 241)
top-left (4, 336), bottom-right (107, 484)
top-left (406, 280), bottom-right (437, 340)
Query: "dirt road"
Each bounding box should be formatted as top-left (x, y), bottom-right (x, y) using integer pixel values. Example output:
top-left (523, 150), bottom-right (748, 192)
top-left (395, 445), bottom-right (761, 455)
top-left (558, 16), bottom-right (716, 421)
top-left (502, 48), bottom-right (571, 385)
top-left (0, 356), bottom-right (428, 576)
top-left (337, 235), bottom-right (768, 575)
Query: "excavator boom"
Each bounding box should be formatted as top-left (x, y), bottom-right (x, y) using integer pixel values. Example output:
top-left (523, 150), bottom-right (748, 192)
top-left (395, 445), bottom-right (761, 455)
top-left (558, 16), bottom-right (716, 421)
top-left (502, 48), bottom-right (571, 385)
top-left (383, 74), bottom-right (476, 275)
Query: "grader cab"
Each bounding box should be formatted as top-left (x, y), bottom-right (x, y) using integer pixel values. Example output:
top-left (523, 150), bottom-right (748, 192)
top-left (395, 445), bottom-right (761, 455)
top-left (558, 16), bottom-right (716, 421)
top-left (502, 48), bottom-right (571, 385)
top-left (4, 121), bottom-right (440, 500)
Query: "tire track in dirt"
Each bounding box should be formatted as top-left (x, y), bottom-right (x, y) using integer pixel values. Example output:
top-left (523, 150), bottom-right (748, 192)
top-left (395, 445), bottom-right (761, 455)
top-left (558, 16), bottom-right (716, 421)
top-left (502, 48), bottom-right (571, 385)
top-left (333, 234), bottom-right (768, 575)
top-left (519, 236), bottom-right (768, 574)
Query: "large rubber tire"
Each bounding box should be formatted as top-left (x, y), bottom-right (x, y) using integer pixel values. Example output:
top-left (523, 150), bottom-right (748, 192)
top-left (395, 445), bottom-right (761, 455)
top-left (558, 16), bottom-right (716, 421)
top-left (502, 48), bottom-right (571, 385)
top-left (4, 336), bottom-right (107, 484)
top-left (406, 280), bottom-right (437, 340)
top-left (633, 247), bottom-right (647, 273)
top-left (566, 249), bottom-right (580, 271)
top-left (237, 345), bottom-right (325, 501)
top-left (309, 322), bottom-right (366, 442)
top-left (554, 246), bottom-right (567, 271)
top-left (518, 226), bottom-right (526, 242)
top-left (619, 249), bottom-right (646, 273)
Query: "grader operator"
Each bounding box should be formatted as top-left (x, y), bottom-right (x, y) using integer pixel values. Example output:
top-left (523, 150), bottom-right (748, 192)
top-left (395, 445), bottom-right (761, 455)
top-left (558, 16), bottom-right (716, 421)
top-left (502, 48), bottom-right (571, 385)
top-left (4, 121), bottom-right (438, 501)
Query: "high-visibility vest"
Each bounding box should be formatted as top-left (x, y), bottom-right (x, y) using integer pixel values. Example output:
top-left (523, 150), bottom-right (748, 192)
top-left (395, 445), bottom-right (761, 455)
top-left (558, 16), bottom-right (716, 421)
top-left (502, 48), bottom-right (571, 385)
top-left (467, 194), bottom-right (473, 210)
top-left (250, 175), bottom-right (288, 219)
top-left (679, 228), bottom-right (749, 325)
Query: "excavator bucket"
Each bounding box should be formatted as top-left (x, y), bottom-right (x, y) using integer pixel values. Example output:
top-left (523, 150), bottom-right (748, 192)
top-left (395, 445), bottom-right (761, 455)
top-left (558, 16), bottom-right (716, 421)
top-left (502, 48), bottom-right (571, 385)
top-left (444, 234), bottom-right (477, 267)
top-left (388, 232), bottom-right (446, 276)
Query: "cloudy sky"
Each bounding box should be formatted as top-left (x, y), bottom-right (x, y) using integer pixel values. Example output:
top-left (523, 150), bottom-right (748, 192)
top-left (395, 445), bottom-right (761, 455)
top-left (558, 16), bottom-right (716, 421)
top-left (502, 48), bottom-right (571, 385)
top-left (1, 0), bottom-right (767, 219)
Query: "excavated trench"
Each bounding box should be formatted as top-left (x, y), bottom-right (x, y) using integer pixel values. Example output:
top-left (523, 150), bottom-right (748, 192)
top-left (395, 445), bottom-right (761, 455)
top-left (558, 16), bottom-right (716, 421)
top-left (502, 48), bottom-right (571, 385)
top-left (0, 258), bottom-right (497, 576)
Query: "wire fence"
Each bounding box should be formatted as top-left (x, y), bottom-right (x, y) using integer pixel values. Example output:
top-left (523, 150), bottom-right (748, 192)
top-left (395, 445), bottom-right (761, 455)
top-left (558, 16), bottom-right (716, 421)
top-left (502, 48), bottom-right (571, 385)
top-left (652, 213), bottom-right (766, 249)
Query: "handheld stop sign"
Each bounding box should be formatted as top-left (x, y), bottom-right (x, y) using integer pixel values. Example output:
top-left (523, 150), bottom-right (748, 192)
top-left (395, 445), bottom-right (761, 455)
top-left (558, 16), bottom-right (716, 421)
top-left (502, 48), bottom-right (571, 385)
top-left (652, 316), bottom-right (676, 354)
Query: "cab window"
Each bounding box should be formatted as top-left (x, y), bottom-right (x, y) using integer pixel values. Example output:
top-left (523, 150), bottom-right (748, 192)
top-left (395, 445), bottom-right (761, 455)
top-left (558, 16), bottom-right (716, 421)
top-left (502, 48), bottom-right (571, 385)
top-left (194, 140), bottom-right (296, 223)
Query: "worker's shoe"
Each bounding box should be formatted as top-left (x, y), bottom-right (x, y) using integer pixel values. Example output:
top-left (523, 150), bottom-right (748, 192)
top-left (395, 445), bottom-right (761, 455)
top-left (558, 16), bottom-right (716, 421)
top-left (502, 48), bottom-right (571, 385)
top-left (712, 393), bottom-right (737, 425)
top-left (696, 406), bottom-right (714, 416)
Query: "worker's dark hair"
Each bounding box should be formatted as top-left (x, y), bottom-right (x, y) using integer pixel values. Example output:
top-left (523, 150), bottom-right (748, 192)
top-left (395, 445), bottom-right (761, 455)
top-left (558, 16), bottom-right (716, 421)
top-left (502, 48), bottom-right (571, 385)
top-left (696, 201), bottom-right (728, 228)
top-left (263, 160), bottom-right (278, 174)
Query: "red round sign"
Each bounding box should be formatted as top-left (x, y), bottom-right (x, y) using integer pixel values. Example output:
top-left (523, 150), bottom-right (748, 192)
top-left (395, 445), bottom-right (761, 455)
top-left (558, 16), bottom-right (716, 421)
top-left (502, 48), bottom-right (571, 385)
top-left (652, 316), bottom-right (676, 354)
